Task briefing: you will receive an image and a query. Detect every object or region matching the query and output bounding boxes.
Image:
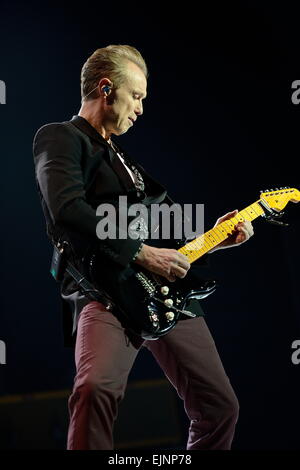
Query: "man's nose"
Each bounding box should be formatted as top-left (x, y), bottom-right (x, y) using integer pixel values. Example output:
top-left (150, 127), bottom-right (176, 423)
top-left (135, 101), bottom-right (143, 116)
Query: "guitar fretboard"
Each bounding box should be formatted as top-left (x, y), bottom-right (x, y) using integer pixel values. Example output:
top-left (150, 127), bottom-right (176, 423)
top-left (178, 201), bottom-right (265, 263)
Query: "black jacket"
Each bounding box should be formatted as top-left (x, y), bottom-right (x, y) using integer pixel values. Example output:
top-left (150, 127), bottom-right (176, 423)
top-left (33, 115), bottom-right (177, 343)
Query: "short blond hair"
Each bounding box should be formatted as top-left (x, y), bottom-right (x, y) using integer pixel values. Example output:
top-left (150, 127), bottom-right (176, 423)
top-left (80, 45), bottom-right (148, 101)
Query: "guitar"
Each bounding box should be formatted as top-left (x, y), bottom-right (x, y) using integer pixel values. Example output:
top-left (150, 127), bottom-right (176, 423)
top-left (86, 187), bottom-right (300, 340)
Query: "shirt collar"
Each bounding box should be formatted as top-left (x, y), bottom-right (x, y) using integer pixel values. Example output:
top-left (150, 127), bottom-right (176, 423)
top-left (70, 115), bottom-right (111, 148)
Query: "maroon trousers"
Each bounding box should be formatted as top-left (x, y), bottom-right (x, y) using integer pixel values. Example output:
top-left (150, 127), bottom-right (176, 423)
top-left (67, 301), bottom-right (239, 450)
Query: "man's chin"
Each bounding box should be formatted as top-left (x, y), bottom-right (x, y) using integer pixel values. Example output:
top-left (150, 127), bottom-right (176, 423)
top-left (114, 127), bottom-right (131, 136)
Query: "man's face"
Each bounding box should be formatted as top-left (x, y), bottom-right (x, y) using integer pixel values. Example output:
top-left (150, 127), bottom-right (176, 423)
top-left (104, 61), bottom-right (147, 136)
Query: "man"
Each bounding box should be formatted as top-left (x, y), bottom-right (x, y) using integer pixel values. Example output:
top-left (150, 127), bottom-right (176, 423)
top-left (33, 45), bottom-right (254, 450)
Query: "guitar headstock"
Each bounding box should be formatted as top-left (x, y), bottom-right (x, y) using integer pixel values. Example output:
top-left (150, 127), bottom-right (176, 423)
top-left (260, 187), bottom-right (300, 211)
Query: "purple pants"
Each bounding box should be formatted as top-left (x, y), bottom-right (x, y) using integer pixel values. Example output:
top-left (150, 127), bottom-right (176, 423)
top-left (67, 301), bottom-right (239, 450)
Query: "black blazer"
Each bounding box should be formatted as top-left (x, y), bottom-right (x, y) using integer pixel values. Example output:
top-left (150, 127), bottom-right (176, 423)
top-left (33, 115), bottom-right (176, 343)
top-left (33, 115), bottom-right (209, 345)
top-left (33, 115), bottom-right (170, 267)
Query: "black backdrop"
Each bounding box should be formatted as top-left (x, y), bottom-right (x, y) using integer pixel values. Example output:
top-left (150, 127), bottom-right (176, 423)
top-left (0, 0), bottom-right (299, 450)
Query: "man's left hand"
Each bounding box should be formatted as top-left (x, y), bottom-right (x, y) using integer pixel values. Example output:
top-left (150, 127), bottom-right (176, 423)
top-left (209, 209), bottom-right (254, 252)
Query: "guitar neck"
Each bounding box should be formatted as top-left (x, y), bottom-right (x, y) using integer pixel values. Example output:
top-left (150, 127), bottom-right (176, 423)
top-left (178, 200), bottom-right (265, 263)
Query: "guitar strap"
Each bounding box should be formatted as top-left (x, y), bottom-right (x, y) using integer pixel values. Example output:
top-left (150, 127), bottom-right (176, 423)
top-left (50, 242), bottom-right (113, 308)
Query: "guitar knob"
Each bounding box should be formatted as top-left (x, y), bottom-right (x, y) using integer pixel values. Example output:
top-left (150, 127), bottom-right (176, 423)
top-left (165, 311), bottom-right (175, 321)
top-left (161, 286), bottom-right (169, 295)
top-left (164, 298), bottom-right (173, 308)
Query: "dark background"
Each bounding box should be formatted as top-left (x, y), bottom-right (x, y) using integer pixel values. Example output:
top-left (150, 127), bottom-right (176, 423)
top-left (0, 0), bottom-right (299, 450)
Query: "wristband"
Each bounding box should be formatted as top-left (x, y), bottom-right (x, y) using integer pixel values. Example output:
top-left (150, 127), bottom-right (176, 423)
top-left (132, 243), bottom-right (144, 262)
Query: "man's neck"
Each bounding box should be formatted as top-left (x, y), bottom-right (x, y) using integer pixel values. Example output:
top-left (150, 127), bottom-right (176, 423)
top-left (78, 101), bottom-right (110, 141)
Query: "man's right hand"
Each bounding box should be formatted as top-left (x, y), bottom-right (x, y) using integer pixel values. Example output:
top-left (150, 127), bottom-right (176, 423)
top-left (134, 244), bottom-right (190, 282)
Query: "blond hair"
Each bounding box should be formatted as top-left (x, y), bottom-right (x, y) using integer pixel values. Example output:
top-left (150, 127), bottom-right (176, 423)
top-left (80, 45), bottom-right (148, 101)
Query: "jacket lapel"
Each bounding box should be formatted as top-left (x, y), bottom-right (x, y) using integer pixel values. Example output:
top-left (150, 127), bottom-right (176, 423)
top-left (69, 115), bottom-right (168, 203)
top-left (69, 115), bottom-right (136, 193)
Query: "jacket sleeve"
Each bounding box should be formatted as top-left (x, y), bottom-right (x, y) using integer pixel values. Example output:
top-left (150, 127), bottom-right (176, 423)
top-left (33, 122), bottom-right (143, 267)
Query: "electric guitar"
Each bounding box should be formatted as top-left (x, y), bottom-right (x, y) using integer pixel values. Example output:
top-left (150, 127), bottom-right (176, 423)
top-left (86, 187), bottom-right (300, 340)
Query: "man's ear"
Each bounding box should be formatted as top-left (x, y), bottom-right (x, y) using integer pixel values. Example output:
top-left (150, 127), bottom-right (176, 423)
top-left (99, 79), bottom-right (114, 97)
